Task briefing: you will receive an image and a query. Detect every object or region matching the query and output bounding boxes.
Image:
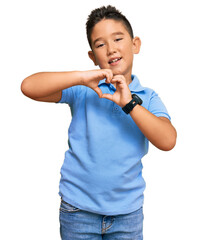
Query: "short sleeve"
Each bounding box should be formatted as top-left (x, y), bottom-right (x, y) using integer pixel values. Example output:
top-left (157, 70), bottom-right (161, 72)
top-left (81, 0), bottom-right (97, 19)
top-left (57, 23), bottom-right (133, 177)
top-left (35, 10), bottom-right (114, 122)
top-left (148, 91), bottom-right (171, 120)
top-left (55, 87), bottom-right (74, 104)
top-left (56, 85), bottom-right (84, 105)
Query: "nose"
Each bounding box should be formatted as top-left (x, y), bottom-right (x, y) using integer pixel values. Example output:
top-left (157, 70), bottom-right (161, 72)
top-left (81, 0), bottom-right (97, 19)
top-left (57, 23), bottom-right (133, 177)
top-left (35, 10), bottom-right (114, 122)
top-left (107, 42), bottom-right (117, 56)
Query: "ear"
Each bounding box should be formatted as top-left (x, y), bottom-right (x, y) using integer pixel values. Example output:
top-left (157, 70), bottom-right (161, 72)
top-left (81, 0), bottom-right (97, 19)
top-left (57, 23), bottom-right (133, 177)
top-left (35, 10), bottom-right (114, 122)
top-left (88, 51), bottom-right (98, 66)
top-left (132, 37), bottom-right (141, 54)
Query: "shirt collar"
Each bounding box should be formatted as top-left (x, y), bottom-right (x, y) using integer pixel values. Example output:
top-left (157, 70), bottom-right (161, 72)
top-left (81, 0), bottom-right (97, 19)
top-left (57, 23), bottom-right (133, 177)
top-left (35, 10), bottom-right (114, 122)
top-left (98, 74), bottom-right (146, 93)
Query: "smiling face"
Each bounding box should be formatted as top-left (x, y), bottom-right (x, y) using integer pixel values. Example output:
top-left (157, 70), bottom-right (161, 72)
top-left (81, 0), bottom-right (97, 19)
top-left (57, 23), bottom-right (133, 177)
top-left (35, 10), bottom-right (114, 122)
top-left (88, 19), bottom-right (141, 84)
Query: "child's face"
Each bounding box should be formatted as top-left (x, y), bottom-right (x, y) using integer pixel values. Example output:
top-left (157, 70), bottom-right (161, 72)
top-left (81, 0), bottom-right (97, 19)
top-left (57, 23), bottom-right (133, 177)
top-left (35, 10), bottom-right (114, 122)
top-left (88, 19), bottom-right (141, 82)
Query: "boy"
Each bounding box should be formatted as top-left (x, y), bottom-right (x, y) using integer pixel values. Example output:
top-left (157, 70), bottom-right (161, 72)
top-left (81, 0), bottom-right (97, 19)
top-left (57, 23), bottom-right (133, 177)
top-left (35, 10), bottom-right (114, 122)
top-left (21, 5), bottom-right (177, 240)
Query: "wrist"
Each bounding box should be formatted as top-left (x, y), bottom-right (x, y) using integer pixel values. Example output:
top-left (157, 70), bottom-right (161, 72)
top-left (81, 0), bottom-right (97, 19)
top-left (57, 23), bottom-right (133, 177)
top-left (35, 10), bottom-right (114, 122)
top-left (122, 94), bottom-right (143, 114)
top-left (121, 96), bottom-right (132, 108)
top-left (77, 71), bottom-right (86, 85)
top-left (81, 70), bottom-right (97, 86)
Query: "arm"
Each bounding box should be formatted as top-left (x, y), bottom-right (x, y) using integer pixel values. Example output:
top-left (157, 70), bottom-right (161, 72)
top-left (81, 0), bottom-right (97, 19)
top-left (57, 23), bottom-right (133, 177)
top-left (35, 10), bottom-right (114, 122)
top-left (21, 71), bottom-right (85, 102)
top-left (130, 105), bottom-right (177, 151)
top-left (101, 75), bottom-right (177, 151)
top-left (21, 69), bottom-right (113, 102)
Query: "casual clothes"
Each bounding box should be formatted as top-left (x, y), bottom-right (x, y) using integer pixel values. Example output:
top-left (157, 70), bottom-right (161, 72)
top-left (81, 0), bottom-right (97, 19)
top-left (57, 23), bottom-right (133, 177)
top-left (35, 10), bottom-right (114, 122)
top-left (56, 74), bottom-right (170, 215)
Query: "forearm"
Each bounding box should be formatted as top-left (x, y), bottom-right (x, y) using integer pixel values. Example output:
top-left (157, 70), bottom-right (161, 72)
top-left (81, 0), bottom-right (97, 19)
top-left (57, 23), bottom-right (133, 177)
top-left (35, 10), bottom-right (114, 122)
top-left (21, 71), bottom-right (84, 99)
top-left (130, 105), bottom-right (177, 151)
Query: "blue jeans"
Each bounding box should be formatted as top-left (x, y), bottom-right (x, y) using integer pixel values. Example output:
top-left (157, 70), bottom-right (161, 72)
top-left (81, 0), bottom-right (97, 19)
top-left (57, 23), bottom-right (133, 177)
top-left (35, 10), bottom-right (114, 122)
top-left (59, 198), bottom-right (143, 240)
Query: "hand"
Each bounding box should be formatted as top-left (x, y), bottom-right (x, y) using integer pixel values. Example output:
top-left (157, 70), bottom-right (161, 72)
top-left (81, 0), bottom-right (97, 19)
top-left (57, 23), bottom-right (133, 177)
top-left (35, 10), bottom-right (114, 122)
top-left (101, 75), bottom-right (132, 108)
top-left (82, 69), bottom-right (113, 98)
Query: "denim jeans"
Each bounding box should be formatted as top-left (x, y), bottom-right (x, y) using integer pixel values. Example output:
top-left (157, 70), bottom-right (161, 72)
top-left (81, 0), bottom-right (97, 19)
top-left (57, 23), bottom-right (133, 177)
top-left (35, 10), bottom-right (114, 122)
top-left (59, 198), bottom-right (143, 240)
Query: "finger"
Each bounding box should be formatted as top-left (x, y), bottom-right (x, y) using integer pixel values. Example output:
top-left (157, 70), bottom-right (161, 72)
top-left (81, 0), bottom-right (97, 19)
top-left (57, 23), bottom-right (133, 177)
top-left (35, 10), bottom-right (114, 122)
top-left (94, 87), bottom-right (103, 98)
top-left (105, 72), bottom-right (111, 84)
top-left (101, 93), bottom-right (113, 101)
top-left (111, 77), bottom-right (122, 83)
top-left (108, 69), bottom-right (113, 80)
top-left (112, 75), bottom-right (125, 81)
top-left (104, 69), bottom-right (113, 83)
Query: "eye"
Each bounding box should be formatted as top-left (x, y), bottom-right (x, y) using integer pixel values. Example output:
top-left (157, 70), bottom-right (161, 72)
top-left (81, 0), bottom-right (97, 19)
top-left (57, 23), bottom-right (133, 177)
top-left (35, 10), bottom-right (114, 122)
top-left (115, 38), bottom-right (123, 42)
top-left (96, 43), bottom-right (104, 48)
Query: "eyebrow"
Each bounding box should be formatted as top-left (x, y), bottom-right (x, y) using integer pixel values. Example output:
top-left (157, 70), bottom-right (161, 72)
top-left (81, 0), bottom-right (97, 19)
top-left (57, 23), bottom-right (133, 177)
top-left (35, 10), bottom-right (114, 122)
top-left (93, 32), bottom-right (124, 46)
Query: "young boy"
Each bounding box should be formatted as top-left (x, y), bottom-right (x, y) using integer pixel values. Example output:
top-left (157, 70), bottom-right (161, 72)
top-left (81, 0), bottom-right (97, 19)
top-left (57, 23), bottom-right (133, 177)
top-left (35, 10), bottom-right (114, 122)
top-left (21, 5), bottom-right (177, 240)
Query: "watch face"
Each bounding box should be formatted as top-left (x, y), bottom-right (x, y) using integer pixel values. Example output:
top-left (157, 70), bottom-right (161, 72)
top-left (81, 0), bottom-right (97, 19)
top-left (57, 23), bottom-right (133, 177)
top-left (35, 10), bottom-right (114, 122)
top-left (132, 94), bottom-right (143, 105)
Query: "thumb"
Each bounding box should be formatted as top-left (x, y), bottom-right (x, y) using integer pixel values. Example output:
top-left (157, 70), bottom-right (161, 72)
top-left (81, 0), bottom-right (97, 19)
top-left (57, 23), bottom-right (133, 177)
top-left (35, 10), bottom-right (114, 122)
top-left (101, 93), bottom-right (113, 101)
top-left (94, 87), bottom-right (103, 98)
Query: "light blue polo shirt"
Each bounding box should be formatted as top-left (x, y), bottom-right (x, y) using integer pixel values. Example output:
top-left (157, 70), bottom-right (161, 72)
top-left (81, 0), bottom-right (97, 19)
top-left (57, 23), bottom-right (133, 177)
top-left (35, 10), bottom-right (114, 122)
top-left (56, 74), bottom-right (170, 215)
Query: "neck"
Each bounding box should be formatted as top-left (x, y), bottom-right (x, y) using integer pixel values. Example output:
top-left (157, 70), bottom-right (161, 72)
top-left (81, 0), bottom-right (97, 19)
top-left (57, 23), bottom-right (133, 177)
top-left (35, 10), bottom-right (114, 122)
top-left (126, 73), bottom-right (132, 85)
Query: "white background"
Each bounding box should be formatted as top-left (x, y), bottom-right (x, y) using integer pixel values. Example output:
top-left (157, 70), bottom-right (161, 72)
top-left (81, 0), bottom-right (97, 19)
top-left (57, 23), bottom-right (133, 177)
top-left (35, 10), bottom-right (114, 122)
top-left (1, 0), bottom-right (198, 239)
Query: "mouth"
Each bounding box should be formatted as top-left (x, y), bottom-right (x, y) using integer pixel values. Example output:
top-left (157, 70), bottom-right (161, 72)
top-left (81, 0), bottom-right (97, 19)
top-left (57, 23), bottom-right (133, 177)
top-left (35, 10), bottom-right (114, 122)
top-left (108, 57), bottom-right (122, 65)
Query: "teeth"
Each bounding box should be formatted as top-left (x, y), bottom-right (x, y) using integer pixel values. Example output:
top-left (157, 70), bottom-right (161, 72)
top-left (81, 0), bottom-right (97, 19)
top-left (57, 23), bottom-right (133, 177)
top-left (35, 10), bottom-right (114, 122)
top-left (112, 58), bottom-right (119, 62)
top-left (109, 58), bottom-right (121, 63)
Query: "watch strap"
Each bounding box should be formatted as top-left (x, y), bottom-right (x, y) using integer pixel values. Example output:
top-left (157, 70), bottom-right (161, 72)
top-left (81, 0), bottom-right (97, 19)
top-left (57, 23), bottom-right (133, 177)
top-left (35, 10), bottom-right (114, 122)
top-left (122, 94), bottom-right (142, 114)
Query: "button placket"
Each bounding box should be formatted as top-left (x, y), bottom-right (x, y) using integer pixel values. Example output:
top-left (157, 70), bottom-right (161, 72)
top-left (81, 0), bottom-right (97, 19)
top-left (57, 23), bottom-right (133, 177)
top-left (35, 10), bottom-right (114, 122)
top-left (112, 102), bottom-right (121, 115)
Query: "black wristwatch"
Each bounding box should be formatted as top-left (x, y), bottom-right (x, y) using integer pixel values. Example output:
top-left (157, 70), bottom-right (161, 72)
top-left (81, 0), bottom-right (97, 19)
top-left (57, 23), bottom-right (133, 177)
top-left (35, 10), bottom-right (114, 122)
top-left (122, 94), bottom-right (143, 114)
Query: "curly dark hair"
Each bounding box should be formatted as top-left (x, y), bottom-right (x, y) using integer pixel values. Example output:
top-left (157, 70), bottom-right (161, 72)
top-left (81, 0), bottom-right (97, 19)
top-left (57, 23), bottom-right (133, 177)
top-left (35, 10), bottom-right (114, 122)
top-left (86, 5), bottom-right (134, 49)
